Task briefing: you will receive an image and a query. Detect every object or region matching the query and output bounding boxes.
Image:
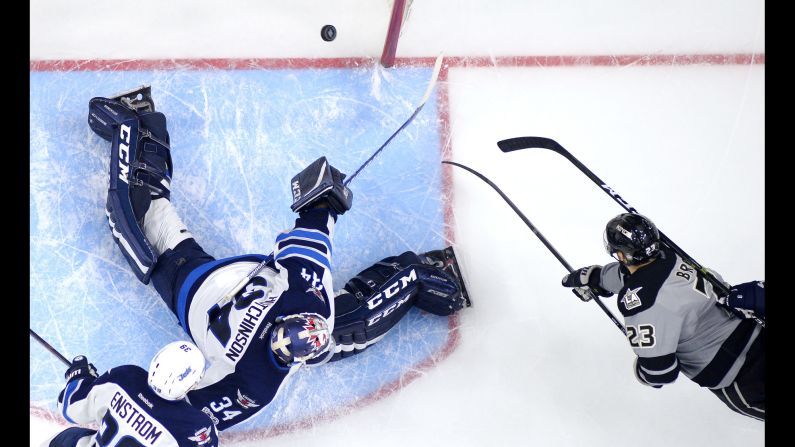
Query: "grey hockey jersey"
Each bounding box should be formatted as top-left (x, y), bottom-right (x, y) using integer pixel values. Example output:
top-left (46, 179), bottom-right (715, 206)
top-left (598, 247), bottom-right (761, 389)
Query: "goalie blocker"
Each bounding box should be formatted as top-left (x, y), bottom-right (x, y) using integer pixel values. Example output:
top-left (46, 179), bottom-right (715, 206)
top-left (88, 85), bottom-right (174, 284)
top-left (327, 247), bottom-right (471, 362)
top-left (290, 156), bottom-right (353, 214)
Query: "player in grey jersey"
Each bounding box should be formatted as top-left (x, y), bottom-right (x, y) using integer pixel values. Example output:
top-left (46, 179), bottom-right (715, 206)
top-left (561, 213), bottom-right (764, 421)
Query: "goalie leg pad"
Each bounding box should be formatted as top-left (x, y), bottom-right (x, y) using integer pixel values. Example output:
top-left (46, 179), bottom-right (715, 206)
top-left (329, 251), bottom-right (465, 361)
top-left (329, 251), bottom-right (423, 361)
top-left (88, 85), bottom-right (157, 141)
top-left (105, 112), bottom-right (174, 284)
top-left (417, 246), bottom-right (472, 313)
top-left (106, 116), bottom-right (157, 284)
top-left (88, 97), bottom-right (139, 142)
top-left (413, 265), bottom-right (465, 316)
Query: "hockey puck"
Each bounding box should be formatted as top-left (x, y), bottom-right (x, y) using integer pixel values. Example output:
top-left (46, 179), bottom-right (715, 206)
top-left (321, 25), bottom-right (337, 42)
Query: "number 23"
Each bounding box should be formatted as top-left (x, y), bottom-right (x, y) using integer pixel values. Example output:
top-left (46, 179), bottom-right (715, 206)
top-left (626, 324), bottom-right (656, 348)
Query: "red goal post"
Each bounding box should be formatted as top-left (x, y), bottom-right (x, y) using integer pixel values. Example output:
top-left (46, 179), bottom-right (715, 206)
top-left (380, 0), bottom-right (412, 67)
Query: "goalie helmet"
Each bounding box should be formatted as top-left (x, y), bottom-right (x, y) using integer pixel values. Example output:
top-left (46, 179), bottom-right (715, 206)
top-left (148, 341), bottom-right (206, 400)
top-left (603, 213), bottom-right (661, 266)
top-left (270, 313), bottom-right (332, 365)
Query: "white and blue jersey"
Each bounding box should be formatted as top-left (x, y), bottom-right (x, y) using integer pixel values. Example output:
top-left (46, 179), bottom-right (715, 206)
top-left (55, 365), bottom-right (218, 447)
top-left (181, 208), bottom-right (336, 431)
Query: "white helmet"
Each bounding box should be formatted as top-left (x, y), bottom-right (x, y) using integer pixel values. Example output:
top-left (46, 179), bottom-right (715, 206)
top-left (148, 341), bottom-right (206, 400)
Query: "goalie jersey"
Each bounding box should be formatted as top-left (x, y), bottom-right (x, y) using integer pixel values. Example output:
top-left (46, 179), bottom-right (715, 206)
top-left (182, 209), bottom-right (336, 430)
top-left (57, 365), bottom-right (218, 447)
top-left (598, 247), bottom-right (762, 389)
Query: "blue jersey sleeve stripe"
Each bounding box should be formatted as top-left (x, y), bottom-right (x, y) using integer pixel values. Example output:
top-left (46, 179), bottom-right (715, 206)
top-left (275, 247), bottom-right (331, 270)
top-left (277, 238), bottom-right (328, 255)
top-left (275, 230), bottom-right (331, 254)
top-left (61, 379), bottom-right (81, 424)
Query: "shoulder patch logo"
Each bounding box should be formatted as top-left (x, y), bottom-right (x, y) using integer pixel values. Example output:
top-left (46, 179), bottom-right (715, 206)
top-left (621, 287), bottom-right (643, 310)
top-left (236, 389), bottom-right (260, 409)
top-left (188, 426), bottom-right (213, 445)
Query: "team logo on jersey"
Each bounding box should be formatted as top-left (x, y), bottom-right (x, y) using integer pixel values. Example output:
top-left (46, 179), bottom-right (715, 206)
top-left (188, 427), bottom-right (213, 445)
top-left (621, 287), bottom-right (643, 310)
top-left (236, 389), bottom-right (260, 409)
top-left (178, 366), bottom-right (193, 381)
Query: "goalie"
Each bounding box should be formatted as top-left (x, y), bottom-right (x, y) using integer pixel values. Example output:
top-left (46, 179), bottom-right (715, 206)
top-left (88, 85), bottom-right (471, 431)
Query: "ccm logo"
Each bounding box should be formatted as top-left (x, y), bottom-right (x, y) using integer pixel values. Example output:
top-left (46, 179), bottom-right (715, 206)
top-left (366, 268), bottom-right (417, 310)
top-left (117, 124), bottom-right (131, 184)
top-left (367, 295), bottom-right (412, 327)
top-left (291, 180), bottom-right (302, 202)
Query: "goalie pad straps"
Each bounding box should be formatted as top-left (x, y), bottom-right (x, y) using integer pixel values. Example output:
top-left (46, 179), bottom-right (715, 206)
top-left (290, 156), bottom-right (353, 215)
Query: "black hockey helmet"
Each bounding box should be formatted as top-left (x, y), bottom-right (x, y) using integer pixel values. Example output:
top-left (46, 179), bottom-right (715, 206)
top-left (603, 213), bottom-right (661, 265)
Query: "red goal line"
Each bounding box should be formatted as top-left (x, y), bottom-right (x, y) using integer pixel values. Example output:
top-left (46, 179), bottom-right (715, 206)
top-left (29, 53), bottom-right (764, 72)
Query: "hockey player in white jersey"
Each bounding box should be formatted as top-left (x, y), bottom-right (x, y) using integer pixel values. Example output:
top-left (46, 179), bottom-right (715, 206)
top-left (561, 213), bottom-right (764, 420)
top-left (43, 341), bottom-right (219, 447)
top-left (88, 86), bottom-right (470, 431)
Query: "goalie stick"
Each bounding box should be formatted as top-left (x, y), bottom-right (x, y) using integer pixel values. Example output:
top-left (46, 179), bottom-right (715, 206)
top-left (442, 160), bottom-right (627, 335)
top-left (30, 328), bottom-right (71, 367)
top-left (497, 136), bottom-right (764, 328)
top-left (217, 54), bottom-right (446, 307)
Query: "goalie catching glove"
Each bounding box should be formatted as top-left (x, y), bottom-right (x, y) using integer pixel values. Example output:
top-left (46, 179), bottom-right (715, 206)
top-left (290, 156), bottom-right (353, 215)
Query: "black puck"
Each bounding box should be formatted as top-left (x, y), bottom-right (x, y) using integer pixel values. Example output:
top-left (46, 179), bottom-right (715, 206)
top-left (321, 24), bottom-right (337, 42)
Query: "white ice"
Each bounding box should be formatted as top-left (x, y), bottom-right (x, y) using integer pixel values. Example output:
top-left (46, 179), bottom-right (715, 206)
top-left (30, 1), bottom-right (764, 446)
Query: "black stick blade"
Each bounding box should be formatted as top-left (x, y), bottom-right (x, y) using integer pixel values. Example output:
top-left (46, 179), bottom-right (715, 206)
top-left (497, 137), bottom-right (562, 152)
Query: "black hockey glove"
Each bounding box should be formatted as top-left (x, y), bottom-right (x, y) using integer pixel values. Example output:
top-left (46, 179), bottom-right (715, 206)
top-left (290, 156), bottom-right (353, 215)
top-left (64, 355), bottom-right (98, 382)
top-left (561, 265), bottom-right (613, 302)
top-left (633, 357), bottom-right (663, 389)
top-left (716, 280), bottom-right (765, 322)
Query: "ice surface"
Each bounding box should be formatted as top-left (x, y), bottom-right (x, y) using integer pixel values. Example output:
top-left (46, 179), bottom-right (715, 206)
top-left (30, 1), bottom-right (764, 446)
top-left (30, 66), bottom-right (455, 441)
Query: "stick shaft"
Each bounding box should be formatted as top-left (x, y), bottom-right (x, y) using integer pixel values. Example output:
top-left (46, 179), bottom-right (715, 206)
top-left (443, 160), bottom-right (626, 335)
top-left (30, 329), bottom-right (71, 367)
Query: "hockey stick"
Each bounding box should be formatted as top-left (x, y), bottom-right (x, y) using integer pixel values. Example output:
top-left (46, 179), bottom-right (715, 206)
top-left (497, 137), bottom-right (764, 327)
top-left (442, 160), bottom-right (627, 335)
top-left (345, 54), bottom-right (445, 185)
top-left (30, 329), bottom-right (71, 367)
top-left (217, 54), bottom-right (446, 306)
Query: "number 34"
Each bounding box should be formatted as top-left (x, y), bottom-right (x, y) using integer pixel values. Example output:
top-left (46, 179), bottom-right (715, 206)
top-left (626, 324), bottom-right (656, 348)
top-left (210, 396), bottom-right (242, 421)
